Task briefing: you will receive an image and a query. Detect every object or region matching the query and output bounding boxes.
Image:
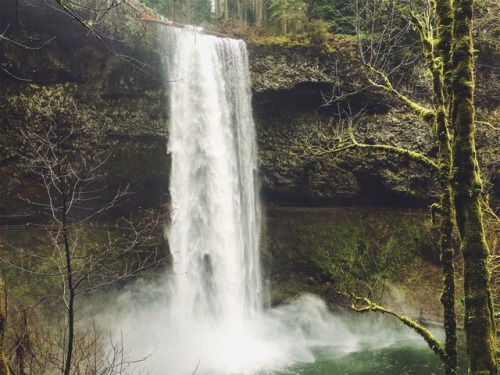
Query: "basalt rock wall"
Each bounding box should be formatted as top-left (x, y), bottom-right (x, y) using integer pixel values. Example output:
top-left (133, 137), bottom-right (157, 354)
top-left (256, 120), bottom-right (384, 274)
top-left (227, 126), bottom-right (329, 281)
top-left (248, 44), bottom-right (499, 209)
top-left (1, 1), bottom-right (499, 223)
top-left (0, 0), bottom-right (169, 221)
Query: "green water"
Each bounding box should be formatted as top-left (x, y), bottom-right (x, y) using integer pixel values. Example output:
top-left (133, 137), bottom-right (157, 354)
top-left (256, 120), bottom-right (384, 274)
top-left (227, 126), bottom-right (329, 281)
top-left (257, 297), bottom-right (468, 375)
top-left (247, 300), bottom-right (468, 375)
top-left (268, 344), bottom-right (467, 375)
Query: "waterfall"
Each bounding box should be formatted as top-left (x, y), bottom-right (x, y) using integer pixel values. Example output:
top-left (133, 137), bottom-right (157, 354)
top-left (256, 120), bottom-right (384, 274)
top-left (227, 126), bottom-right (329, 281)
top-left (163, 25), bottom-right (262, 328)
top-left (157, 25), bottom-right (269, 373)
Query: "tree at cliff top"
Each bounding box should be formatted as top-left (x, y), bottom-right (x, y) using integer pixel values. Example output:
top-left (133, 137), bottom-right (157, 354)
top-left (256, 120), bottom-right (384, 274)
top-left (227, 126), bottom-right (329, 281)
top-left (269, 0), bottom-right (307, 34)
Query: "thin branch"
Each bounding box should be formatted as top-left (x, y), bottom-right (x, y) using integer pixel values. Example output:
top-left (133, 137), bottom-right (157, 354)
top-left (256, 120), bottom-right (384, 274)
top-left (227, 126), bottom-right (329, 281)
top-left (364, 64), bottom-right (436, 122)
top-left (348, 294), bottom-right (445, 360)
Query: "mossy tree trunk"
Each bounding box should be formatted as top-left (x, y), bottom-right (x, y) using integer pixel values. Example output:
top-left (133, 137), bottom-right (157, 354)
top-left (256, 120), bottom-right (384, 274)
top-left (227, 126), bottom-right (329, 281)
top-left (433, 1), bottom-right (457, 373)
top-left (450, 0), bottom-right (497, 374)
top-left (414, 0), bottom-right (457, 372)
top-left (352, 1), bottom-right (459, 373)
top-left (431, 0), bottom-right (457, 375)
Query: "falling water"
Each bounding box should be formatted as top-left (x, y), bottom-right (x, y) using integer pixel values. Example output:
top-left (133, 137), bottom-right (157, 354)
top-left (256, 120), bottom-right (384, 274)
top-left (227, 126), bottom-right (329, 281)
top-left (163, 25), bottom-right (262, 329)
top-left (157, 25), bottom-right (274, 374)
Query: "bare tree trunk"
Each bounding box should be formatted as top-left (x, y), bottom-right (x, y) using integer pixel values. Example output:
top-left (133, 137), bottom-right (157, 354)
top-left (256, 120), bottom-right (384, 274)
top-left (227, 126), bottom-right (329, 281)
top-left (214, 0), bottom-right (220, 19)
top-left (0, 279), bottom-right (9, 375)
top-left (55, 141), bottom-right (74, 375)
top-left (450, 0), bottom-right (497, 374)
top-left (242, 0), bottom-right (248, 25)
top-left (254, 0), bottom-right (266, 27)
top-left (237, 0), bottom-right (242, 21)
top-left (62, 228), bottom-right (75, 375)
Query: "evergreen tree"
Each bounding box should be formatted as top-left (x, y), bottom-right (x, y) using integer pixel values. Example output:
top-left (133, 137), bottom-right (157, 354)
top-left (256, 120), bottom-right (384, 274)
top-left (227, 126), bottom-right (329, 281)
top-left (269, 0), bottom-right (307, 34)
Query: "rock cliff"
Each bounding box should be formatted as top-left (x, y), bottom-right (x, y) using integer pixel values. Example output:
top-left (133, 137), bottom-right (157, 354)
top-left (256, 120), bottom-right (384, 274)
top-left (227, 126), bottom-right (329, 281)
top-left (1, 0), bottom-right (499, 221)
top-left (248, 44), bottom-right (499, 209)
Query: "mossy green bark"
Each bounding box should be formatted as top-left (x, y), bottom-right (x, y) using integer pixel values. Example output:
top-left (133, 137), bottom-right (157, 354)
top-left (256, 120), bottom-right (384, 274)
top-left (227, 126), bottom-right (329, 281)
top-left (413, 0), bottom-right (457, 372)
top-left (450, 0), bottom-right (497, 374)
top-left (438, 182), bottom-right (457, 375)
top-left (0, 354), bottom-right (8, 375)
top-left (433, 1), bottom-right (457, 373)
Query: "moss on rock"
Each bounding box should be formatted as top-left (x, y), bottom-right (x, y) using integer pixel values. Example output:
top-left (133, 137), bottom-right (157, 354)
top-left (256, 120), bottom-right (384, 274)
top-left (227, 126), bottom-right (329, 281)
top-left (263, 206), bottom-right (443, 310)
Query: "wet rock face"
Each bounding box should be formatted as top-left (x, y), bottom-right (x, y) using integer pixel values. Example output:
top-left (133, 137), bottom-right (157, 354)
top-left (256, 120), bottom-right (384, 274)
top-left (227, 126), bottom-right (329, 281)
top-left (0, 83), bottom-right (169, 221)
top-left (248, 43), bottom-right (393, 117)
top-left (255, 111), bottom-right (439, 207)
top-left (249, 45), bottom-right (337, 92)
top-left (0, 1), bottom-right (168, 221)
top-left (247, 44), bottom-right (439, 207)
top-left (248, 44), bottom-right (499, 209)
